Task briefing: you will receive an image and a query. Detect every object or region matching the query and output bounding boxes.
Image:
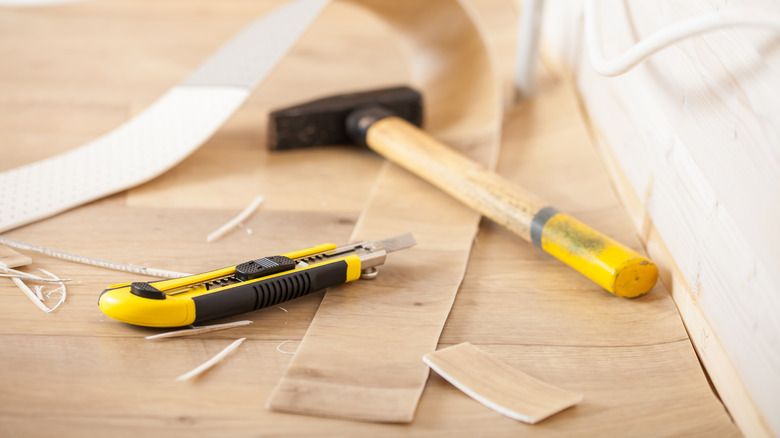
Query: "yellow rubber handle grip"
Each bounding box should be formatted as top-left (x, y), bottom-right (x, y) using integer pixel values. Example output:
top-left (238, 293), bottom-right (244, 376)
top-left (365, 117), bottom-right (657, 297)
top-left (538, 211), bottom-right (657, 297)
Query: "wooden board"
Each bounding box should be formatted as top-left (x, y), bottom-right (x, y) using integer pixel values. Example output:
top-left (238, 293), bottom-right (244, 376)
top-left (0, 244), bottom-right (32, 269)
top-left (0, 0), bottom-right (739, 436)
top-left (539, 1), bottom-right (780, 435)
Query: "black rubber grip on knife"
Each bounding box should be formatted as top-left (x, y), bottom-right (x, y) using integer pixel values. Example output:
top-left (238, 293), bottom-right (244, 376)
top-left (192, 261), bottom-right (348, 324)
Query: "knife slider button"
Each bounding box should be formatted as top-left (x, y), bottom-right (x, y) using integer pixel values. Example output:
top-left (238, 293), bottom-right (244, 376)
top-left (130, 282), bottom-right (166, 300)
top-left (235, 256), bottom-right (296, 281)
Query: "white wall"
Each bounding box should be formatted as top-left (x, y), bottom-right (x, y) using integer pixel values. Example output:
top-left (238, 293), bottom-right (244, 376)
top-left (540, 1), bottom-right (780, 436)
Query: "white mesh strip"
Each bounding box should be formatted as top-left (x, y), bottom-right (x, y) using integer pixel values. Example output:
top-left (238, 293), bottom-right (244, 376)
top-left (0, 0), bottom-right (330, 233)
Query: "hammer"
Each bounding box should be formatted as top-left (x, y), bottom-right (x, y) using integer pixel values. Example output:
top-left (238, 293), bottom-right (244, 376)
top-left (268, 86), bottom-right (657, 298)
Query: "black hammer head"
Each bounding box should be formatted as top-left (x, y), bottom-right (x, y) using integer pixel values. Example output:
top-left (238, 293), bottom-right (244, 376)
top-left (268, 86), bottom-right (423, 150)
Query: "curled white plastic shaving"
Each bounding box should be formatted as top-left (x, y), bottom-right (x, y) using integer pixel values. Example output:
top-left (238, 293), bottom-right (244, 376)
top-left (276, 340), bottom-right (298, 355)
top-left (11, 277), bottom-right (50, 313)
top-left (176, 338), bottom-right (246, 381)
top-left (207, 196), bottom-right (264, 243)
top-left (1, 261), bottom-right (68, 313)
top-left (34, 285), bottom-right (45, 300)
top-left (0, 264), bottom-right (73, 283)
top-left (146, 320), bottom-right (252, 340)
top-left (6, 268), bottom-right (66, 313)
top-left (0, 273), bottom-right (71, 282)
top-left (38, 268), bottom-right (66, 312)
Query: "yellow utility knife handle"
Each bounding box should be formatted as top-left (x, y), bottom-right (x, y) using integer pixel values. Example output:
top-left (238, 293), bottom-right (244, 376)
top-left (187, 255), bottom-right (362, 324)
top-left (98, 253), bottom-right (362, 327)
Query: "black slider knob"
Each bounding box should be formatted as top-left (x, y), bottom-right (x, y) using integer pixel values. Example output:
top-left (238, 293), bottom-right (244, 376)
top-left (130, 282), bottom-right (166, 300)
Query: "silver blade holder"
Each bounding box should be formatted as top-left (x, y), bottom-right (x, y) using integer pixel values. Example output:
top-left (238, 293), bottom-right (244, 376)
top-left (357, 233), bottom-right (415, 279)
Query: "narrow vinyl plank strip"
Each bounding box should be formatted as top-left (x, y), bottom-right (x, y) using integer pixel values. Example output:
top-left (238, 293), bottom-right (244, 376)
top-left (266, 0), bottom-right (502, 423)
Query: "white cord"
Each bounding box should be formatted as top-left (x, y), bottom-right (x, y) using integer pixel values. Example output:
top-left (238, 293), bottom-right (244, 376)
top-left (585, 0), bottom-right (780, 77)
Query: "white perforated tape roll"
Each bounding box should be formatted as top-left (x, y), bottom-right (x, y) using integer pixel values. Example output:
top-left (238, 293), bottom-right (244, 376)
top-left (0, 0), bottom-right (330, 233)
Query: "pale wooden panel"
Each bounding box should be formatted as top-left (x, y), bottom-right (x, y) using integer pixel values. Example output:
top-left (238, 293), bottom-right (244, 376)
top-left (0, 244), bottom-right (32, 268)
top-left (592, 125), bottom-right (771, 438)
top-left (541, 1), bottom-right (780, 435)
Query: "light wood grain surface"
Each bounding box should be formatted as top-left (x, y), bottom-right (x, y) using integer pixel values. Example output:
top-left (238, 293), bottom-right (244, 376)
top-left (0, 0), bottom-right (740, 436)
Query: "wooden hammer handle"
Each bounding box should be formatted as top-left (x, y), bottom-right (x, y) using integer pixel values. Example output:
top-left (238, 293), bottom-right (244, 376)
top-left (365, 116), bottom-right (657, 297)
